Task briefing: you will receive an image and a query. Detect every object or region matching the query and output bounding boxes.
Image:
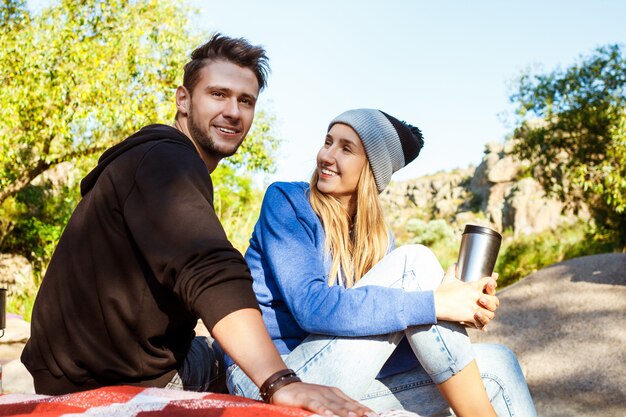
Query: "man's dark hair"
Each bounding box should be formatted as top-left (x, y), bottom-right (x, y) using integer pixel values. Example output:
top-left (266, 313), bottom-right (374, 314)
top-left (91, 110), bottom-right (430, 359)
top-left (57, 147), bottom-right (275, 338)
top-left (183, 33), bottom-right (270, 94)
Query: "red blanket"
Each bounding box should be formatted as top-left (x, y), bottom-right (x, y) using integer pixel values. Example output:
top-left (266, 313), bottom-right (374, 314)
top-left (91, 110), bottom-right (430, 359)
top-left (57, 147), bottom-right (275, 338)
top-left (0, 385), bottom-right (316, 416)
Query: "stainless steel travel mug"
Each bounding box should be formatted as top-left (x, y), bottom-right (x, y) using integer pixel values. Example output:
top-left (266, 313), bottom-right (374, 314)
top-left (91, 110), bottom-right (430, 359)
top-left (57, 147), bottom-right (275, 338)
top-left (457, 225), bottom-right (502, 282)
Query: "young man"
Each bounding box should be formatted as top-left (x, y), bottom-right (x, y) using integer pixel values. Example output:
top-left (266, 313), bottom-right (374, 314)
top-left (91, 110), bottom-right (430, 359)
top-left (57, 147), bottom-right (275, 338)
top-left (21, 34), bottom-right (371, 417)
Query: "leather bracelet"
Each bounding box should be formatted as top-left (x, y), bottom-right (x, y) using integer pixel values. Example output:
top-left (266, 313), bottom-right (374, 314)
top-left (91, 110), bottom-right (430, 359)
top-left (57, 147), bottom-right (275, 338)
top-left (263, 374), bottom-right (301, 403)
top-left (259, 369), bottom-right (301, 403)
top-left (260, 369), bottom-right (294, 396)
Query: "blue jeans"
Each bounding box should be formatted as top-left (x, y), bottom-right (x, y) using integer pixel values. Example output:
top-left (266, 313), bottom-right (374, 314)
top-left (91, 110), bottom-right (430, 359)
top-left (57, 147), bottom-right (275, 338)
top-left (165, 336), bottom-right (226, 392)
top-left (227, 245), bottom-right (537, 416)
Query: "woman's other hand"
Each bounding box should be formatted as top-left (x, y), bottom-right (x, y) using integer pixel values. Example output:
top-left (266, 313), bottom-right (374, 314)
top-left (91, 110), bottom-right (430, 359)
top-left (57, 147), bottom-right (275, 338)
top-left (434, 265), bottom-right (500, 330)
top-left (483, 271), bottom-right (498, 296)
top-left (271, 382), bottom-right (376, 417)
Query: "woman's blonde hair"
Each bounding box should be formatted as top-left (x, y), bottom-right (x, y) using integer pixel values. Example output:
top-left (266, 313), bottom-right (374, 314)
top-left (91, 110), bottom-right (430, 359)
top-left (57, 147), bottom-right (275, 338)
top-left (309, 161), bottom-right (389, 287)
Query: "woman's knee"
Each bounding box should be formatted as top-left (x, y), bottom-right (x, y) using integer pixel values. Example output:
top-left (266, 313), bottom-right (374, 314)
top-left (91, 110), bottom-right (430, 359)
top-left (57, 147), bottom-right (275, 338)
top-left (393, 244), bottom-right (444, 289)
top-left (477, 344), bottom-right (519, 364)
top-left (474, 343), bottom-right (525, 382)
top-left (357, 244), bottom-right (444, 290)
top-left (474, 344), bottom-right (535, 416)
top-left (392, 244), bottom-right (441, 267)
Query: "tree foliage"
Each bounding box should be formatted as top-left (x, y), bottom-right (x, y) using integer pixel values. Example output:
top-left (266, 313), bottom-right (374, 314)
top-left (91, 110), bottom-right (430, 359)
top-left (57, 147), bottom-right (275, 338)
top-left (0, 0), bottom-right (281, 268)
top-left (1, 167), bottom-right (79, 274)
top-left (0, 0), bottom-right (197, 203)
top-left (510, 44), bottom-right (626, 246)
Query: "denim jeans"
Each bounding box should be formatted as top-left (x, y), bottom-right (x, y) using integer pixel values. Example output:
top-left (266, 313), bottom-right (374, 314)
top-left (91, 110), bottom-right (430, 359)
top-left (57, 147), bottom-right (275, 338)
top-left (227, 245), bottom-right (537, 416)
top-left (165, 336), bottom-right (226, 392)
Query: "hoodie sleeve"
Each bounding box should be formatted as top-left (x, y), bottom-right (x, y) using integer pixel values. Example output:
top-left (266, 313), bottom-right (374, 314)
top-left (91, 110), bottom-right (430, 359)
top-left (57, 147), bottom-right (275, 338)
top-left (122, 141), bottom-right (259, 331)
top-left (254, 183), bottom-right (436, 337)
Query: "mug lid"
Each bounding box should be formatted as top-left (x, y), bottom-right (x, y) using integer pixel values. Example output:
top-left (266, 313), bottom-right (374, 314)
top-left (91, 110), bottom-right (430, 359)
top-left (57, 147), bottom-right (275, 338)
top-left (463, 224), bottom-right (502, 239)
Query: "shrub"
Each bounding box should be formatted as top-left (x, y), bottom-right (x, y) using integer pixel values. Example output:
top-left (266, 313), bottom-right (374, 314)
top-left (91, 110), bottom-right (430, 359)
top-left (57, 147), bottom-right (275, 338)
top-left (406, 219), bottom-right (460, 268)
top-left (1, 181), bottom-right (78, 279)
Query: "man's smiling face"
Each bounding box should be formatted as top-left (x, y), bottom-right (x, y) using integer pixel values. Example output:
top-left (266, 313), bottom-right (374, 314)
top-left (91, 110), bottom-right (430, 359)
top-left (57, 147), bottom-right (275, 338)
top-left (185, 59), bottom-right (259, 160)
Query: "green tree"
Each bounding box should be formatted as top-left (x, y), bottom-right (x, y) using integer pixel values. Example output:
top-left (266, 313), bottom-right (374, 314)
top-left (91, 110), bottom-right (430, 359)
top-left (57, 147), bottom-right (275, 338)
top-left (0, 0), bottom-right (196, 204)
top-left (510, 44), bottom-right (626, 248)
top-left (0, 0), bottom-right (280, 274)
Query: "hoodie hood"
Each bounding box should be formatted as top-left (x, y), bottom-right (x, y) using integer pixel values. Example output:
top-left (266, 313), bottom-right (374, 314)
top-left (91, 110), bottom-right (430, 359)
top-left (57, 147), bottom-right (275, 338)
top-left (80, 124), bottom-right (194, 196)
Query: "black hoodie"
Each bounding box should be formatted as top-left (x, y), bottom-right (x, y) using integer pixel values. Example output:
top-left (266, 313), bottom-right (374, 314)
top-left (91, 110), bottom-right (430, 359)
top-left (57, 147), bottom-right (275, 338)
top-left (21, 124), bottom-right (259, 394)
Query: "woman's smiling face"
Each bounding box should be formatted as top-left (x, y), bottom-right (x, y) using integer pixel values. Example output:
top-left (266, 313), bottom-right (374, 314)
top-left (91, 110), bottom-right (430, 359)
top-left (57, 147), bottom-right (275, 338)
top-left (315, 123), bottom-right (368, 210)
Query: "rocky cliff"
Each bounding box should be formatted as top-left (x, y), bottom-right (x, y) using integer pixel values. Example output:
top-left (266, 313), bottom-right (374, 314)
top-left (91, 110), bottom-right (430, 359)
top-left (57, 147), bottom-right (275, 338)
top-left (381, 139), bottom-right (586, 238)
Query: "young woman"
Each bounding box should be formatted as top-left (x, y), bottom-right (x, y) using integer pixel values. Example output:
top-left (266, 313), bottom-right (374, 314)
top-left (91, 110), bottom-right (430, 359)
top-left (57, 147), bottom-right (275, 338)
top-left (225, 109), bottom-right (537, 416)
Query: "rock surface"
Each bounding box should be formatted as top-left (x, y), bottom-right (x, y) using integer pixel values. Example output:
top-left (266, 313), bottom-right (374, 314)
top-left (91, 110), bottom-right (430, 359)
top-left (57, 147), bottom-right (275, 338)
top-left (0, 315), bottom-right (34, 394)
top-left (381, 139), bottom-right (586, 236)
top-left (0, 254), bottom-right (35, 297)
top-left (469, 253), bottom-right (626, 417)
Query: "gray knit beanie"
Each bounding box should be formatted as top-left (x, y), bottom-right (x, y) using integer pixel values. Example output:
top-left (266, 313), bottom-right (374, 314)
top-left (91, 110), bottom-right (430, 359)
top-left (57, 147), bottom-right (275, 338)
top-left (328, 109), bottom-right (424, 193)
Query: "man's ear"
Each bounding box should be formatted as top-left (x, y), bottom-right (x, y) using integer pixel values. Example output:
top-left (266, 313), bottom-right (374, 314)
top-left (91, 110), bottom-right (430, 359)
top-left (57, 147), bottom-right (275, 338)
top-left (175, 86), bottom-right (191, 116)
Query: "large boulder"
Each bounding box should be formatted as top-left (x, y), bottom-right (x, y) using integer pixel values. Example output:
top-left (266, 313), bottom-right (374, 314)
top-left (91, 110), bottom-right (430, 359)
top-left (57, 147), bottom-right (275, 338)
top-left (0, 254), bottom-right (34, 297)
top-left (469, 253), bottom-right (626, 417)
top-left (503, 178), bottom-right (564, 235)
top-left (487, 155), bottom-right (519, 183)
top-left (0, 315), bottom-right (34, 393)
top-left (469, 150), bottom-right (500, 208)
top-left (483, 182), bottom-right (514, 231)
top-left (382, 136), bottom-right (584, 237)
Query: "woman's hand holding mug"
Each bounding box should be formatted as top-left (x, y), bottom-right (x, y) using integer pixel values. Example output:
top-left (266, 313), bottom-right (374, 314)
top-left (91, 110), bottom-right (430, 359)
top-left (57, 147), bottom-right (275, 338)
top-left (434, 264), bottom-right (499, 330)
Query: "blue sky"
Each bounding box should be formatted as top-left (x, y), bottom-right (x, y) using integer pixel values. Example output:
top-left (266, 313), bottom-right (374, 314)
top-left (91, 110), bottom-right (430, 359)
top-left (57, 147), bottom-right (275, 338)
top-left (194, 0), bottom-right (626, 183)
top-left (29, 0), bottom-right (626, 184)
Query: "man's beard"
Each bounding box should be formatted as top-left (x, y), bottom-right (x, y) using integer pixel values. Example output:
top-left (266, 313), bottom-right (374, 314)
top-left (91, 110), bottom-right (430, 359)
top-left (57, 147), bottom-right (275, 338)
top-left (188, 108), bottom-right (244, 159)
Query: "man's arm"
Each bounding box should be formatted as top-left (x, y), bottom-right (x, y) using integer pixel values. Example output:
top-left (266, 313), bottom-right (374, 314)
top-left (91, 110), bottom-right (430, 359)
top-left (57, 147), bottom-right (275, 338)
top-left (212, 308), bottom-right (374, 417)
top-left (127, 145), bottom-right (371, 415)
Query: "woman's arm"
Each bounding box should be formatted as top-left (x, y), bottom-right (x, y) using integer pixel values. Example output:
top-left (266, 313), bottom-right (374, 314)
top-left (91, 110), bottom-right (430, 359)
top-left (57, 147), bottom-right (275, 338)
top-left (254, 183), bottom-right (436, 337)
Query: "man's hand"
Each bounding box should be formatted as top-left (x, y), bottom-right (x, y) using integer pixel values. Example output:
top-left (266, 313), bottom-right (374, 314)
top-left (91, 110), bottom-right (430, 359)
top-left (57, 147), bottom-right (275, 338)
top-left (211, 309), bottom-right (375, 416)
top-left (271, 382), bottom-right (375, 417)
